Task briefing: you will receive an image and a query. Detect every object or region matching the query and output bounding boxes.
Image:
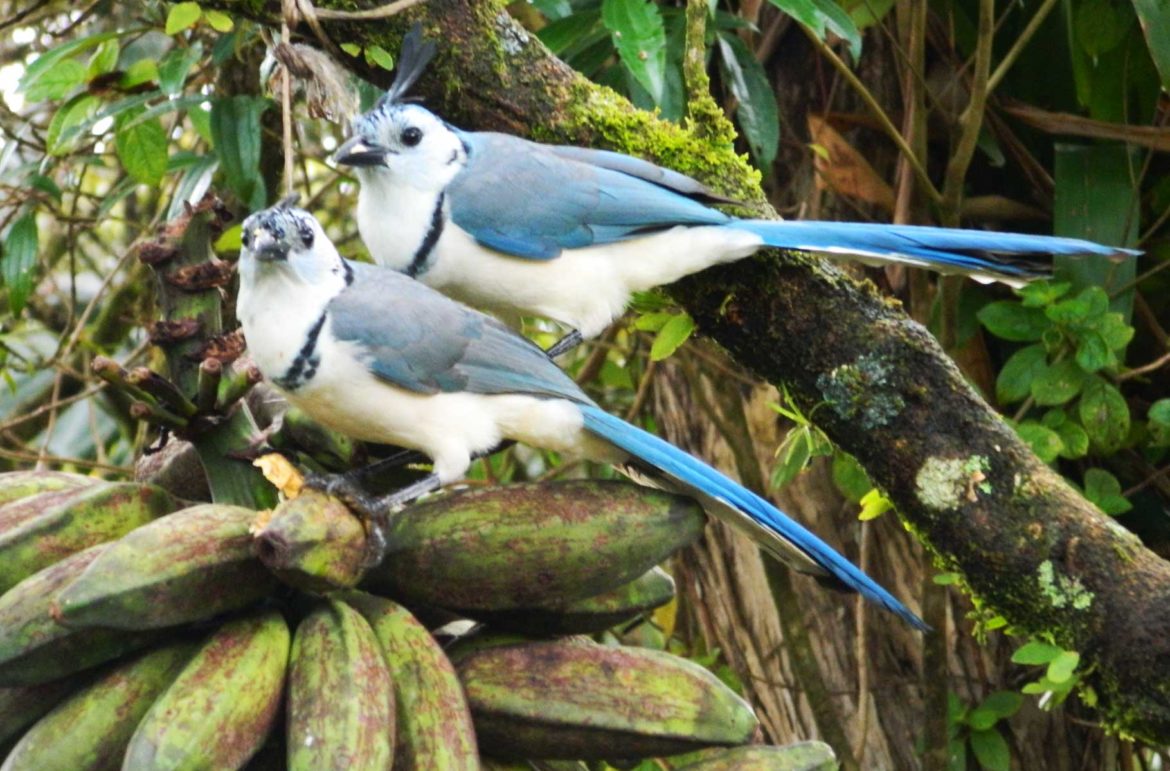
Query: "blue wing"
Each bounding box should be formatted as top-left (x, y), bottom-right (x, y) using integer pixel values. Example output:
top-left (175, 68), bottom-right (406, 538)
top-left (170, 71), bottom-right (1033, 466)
top-left (580, 405), bottom-right (927, 630)
top-left (447, 131), bottom-right (731, 260)
top-left (329, 262), bottom-right (591, 403)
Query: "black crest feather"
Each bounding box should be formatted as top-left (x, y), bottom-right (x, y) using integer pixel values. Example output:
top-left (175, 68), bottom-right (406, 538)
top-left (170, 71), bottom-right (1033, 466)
top-left (377, 24), bottom-right (437, 108)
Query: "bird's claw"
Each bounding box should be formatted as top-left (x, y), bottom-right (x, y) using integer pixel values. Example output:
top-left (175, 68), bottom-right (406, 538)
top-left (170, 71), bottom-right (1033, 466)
top-left (303, 472), bottom-right (378, 518)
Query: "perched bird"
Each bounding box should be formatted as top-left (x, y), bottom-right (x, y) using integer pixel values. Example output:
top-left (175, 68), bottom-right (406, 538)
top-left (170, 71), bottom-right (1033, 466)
top-left (237, 201), bottom-right (927, 630)
top-left (334, 29), bottom-right (1135, 352)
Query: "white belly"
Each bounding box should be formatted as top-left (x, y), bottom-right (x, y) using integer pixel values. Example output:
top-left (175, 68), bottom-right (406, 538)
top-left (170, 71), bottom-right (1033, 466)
top-left (421, 225), bottom-right (764, 338)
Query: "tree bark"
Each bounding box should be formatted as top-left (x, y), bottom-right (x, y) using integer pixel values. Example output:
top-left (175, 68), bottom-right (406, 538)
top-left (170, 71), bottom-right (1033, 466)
top-left (216, 0), bottom-right (1170, 743)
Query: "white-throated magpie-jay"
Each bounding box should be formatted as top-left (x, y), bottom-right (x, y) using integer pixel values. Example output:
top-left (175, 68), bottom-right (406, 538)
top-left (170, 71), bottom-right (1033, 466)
top-left (334, 29), bottom-right (1135, 353)
top-left (237, 201), bottom-right (927, 630)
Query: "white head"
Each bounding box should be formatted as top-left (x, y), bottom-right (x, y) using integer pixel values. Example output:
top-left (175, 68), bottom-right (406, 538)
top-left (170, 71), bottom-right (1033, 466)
top-left (334, 101), bottom-right (467, 193)
top-left (238, 199), bottom-right (350, 296)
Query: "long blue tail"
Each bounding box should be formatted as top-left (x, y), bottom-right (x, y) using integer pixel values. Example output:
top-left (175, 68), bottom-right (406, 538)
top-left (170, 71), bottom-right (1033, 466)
top-left (581, 406), bottom-right (927, 631)
top-left (729, 220), bottom-right (1138, 282)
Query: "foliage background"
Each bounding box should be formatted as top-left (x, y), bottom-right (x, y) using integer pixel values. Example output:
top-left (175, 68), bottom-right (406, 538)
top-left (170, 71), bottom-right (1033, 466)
top-left (0, 0), bottom-right (1168, 767)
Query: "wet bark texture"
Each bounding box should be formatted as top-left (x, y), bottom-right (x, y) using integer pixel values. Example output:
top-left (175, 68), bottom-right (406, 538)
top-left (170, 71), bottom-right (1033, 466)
top-left (218, 0), bottom-right (1170, 744)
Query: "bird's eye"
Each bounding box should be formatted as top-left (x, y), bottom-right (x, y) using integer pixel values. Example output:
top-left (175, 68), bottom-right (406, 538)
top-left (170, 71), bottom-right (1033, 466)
top-left (298, 223), bottom-right (314, 248)
top-left (401, 127), bottom-right (423, 147)
top-left (241, 229), bottom-right (252, 248)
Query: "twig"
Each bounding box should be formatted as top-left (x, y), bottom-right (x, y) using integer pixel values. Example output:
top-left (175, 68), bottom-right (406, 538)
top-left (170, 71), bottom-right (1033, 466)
top-left (0, 445), bottom-right (128, 474)
top-left (1117, 350), bottom-right (1170, 382)
top-left (281, 0), bottom-right (296, 196)
top-left (987, 0), bottom-right (1060, 94)
top-left (312, 0), bottom-right (427, 20)
top-left (939, 0), bottom-right (994, 222)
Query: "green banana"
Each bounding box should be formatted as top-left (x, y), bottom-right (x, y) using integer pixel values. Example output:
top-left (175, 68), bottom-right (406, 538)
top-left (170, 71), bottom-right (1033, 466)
top-left (55, 503), bottom-right (278, 630)
top-left (343, 591), bottom-right (480, 771)
top-left (455, 638), bottom-right (757, 760)
top-left (0, 481), bottom-right (176, 595)
top-left (674, 742), bottom-right (839, 770)
top-left (0, 679), bottom-right (79, 747)
top-left (123, 610), bottom-right (290, 770)
top-left (252, 490), bottom-right (367, 593)
top-left (0, 470), bottom-right (96, 507)
top-left (0, 545), bottom-right (157, 686)
top-left (287, 600), bottom-right (394, 771)
top-left (470, 566), bottom-right (675, 635)
top-left (363, 480), bottom-right (703, 612)
top-left (1, 641), bottom-right (196, 771)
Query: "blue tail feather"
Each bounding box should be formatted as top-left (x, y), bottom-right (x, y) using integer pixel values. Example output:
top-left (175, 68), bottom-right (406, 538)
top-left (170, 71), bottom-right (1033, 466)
top-left (581, 406), bottom-right (928, 631)
top-left (728, 220), bottom-right (1138, 280)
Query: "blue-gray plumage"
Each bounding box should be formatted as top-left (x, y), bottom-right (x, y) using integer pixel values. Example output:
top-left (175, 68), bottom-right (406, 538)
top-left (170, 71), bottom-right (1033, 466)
top-left (237, 202), bottom-right (927, 631)
top-left (333, 28), bottom-right (1137, 343)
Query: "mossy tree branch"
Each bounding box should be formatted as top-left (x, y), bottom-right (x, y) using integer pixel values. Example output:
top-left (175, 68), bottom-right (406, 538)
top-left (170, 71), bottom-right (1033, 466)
top-left (212, 0), bottom-right (1170, 741)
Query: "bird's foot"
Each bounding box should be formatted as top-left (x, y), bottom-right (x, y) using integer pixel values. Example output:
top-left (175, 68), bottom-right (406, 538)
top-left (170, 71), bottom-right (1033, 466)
top-left (357, 473), bottom-right (443, 567)
top-left (545, 329), bottom-right (583, 358)
top-left (302, 470), bottom-right (382, 518)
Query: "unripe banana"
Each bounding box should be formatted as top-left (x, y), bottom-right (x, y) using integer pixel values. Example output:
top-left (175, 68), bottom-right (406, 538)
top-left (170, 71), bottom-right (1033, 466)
top-left (123, 610), bottom-right (290, 770)
top-left (55, 504), bottom-right (278, 630)
top-left (456, 638), bottom-right (757, 760)
top-left (0, 470), bottom-right (96, 506)
top-left (0, 545), bottom-right (157, 686)
top-left (1, 641), bottom-right (196, 771)
top-left (363, 481), bottom-right (703, 613)
top-left (287, 600), bottom-right (394, 771)
top-left (270, 407), bottom-right (361, 471)
top-left (343, 591), bottom-right (479, 771)
top-left (0, 481), bottom-right (176, 595)
top-left (471, 566), bottom-right (675, 635)
top-left (253, 490), bottom-right (366, 592)
top-left (0, 680), bottom-right (78, 746)
top-left (675, 742), bottom-right (838, 770)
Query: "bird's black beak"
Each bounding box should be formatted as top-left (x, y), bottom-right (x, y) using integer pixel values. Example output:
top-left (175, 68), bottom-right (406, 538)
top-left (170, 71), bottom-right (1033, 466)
top-left (249, 228), bottom-right (289, 262)
top-left (334, 135), bottom-right (388, 167)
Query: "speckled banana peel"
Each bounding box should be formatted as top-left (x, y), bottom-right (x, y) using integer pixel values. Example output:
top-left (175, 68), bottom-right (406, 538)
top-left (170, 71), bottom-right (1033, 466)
top-left (286, 600), bottom-right (394, 771)
top-left (0, 470), bottom-right (97, 507)
top-left (343, 591), bottom-right (480, 771)
top-left (122, 610), bottom-right (290, 770)
top-left (454, 637), bottom-right (758, 760)
top-left (362, 480), bottom-right (703, 614)
top-left (252, 490), bottom-right (367, 593)
top-left (0, 545), bottom-right (158, 686)
top-left (55, 503), bottom-right (278, 630)
top-left (1, 641), bottom-right (196, 771)
top-left (0, 481), bottom-right (177, 595)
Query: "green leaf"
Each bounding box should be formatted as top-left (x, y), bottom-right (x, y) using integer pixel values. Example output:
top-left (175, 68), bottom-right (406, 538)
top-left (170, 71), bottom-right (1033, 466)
top-left (1052, 415), bottom-right (1090, 459)
top-left (634, 311), bottom-right (674, 332)
top-left (772, 427), bottom-right (813, 488)
top-left (933, 572), bottom-right (960, 585)
top-left (1078, 377), bottom-right (1130, 452)
top-left (23, 58), bottom-right (86, 102)
top-left (365, 44), bottom-right (395, 71)
top-left (969, 728), bottom-right (1011, 771)
top-left (1030, 358), bottom-right (1087, 406)
top-left (1015, 422), bottom-right (1063, 463)
top-left (18, 31), bottom-right (119, 100)
top-left (1046, 286), bottom-right (1109, 326)
top-left (166, 2), bottom-right (203, 35)
top-left (46, 94), bottom-right (99, 156)
top-left (602, 0), bottom-right (667, 105)
top-left (716, 34), bottom-right (779, 170)
top-left (158, 43), bottom-right (203, 95)
top-left (27, 174), bottom-right (62, 203)
top-left (979, 691), bottom-right (1024, 719)
top-left (1011, 640), bottom-right (1062, 665)
top-left (1074, 0), bottom-right (1131, 58)
top-left (978, 301), bottom-right (1049, 342)
top-left (831, 452), bottom-right (871, 502)
top-left (767, 0), bottom-right (862, 61)
top-left (119, 59), bottom-right (159, 89)
top-left (1017, 280), bottom-right (1071, 308)
top-left (204, 9), bottom-right (234, 32)
top-left (1075, 332), bottom-right (1115, 373)
top-left (995, 344), bottom-right (1047, 404)
top-left (1148, 399), bottom-right (1170, 446)
top-left (858, 488), bottom-right (892, 521)
top-left (649, 312), bottom-right (695, 360)
top-left (1132, 0), bottom-right (1170, 90)
top-left (1095, 313), bottom-right (1135, 350)
top-left (1046, 650), bottom-right (1080, 684)
top-left (115, 109), bottom-right (168, 186)
top-left (2, 213), bottom-right (39, 314)
top-left (1083, 468), bottom-right (1131, 515)
top-left (340, 42), bottom-right (362, 57)
top-left (86, 39), bottom-right (120, 79)
top-left (210, 95), bottom-right (270, 210)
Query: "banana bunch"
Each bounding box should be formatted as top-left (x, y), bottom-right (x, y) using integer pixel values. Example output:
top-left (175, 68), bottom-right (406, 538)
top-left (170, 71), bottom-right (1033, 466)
top-left (0, 468), bottom-right (839, 770)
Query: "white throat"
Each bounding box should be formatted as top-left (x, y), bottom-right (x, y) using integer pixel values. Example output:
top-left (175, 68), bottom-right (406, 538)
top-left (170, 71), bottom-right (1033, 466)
top-left (355, 168), bottom-right (449, 274)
